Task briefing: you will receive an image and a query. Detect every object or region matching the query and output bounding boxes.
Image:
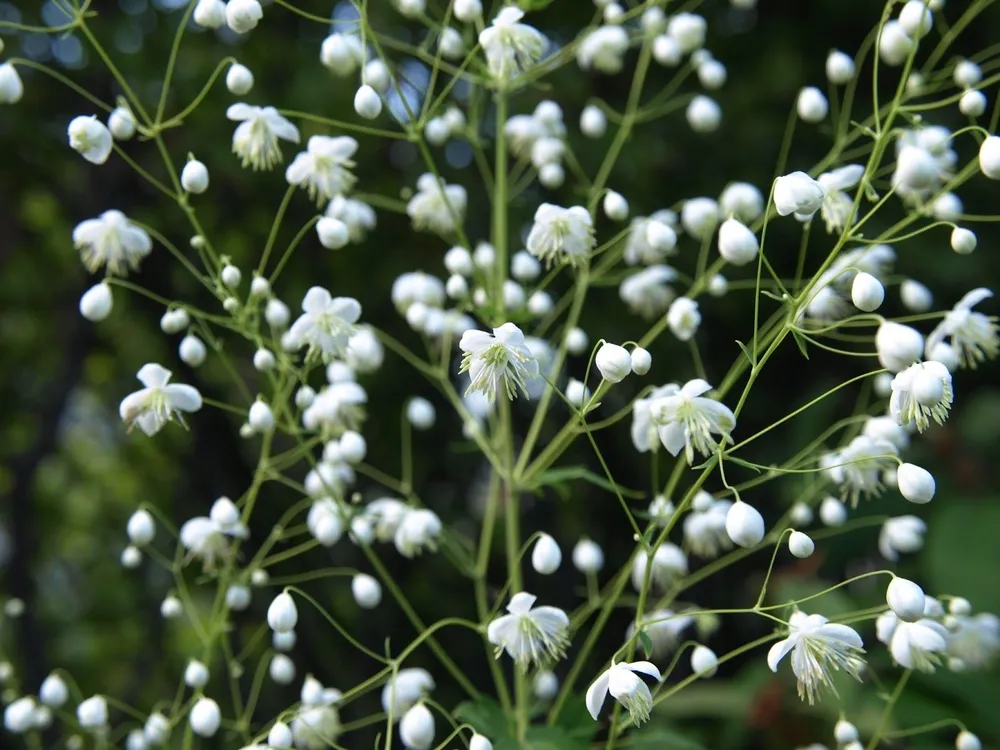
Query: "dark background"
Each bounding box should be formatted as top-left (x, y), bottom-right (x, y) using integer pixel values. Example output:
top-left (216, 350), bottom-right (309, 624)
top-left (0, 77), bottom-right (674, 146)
top-left (2, 0), bottom-right (1000, 748)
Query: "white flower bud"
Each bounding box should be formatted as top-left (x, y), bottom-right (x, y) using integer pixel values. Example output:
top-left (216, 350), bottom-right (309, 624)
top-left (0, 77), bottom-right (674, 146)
top-left (143, 712), bottom-right (170, 745)
top-left (531, 533), bottom-right (562, 575)
top-left (572, 538), bottom-right (604, 573)
top-left (405, 397), bottom-right (435, 430)
top-left (68, 115), bottom-right (113, 165)
top-left (897, 463), bottom-right (935, 503)
top-left (160, 596), bottom-right (183, 619)
top-left (826, 50), bottom-right (855, 83)
top-left (900, 279), bottom-right (932, 312)
top-left (160, 308), bottom-right (190, 334)
top-left (707, 274), bottom-right (728, 297)
top-left (225, 0), bottom-right (263, 34)
top-left (267, 592), bottom-right (298, 633)
top-left (454, 0), bottom-right (482, 22)
top-left (851, 272), bottom-right (884, 311)
top-left (223, 297), bottom-right (239, 313)
top-left (789, 502), bottom-right (813, 527)
top-left (539, 162), bottom-right (565, 189)
top-left (108, 107), bottom-right (136, 140)
top-left (878, 21), bottom-right (914, 67)
top-left (652, 34), bottom-right (682, 67)
top-left (3, 697), bottom-right (35, 733)
top-left (339, 431), bottom-right (366, 464)
top-left (977, 136), bottom-right (1000, 179)
top-left (630, 347), bottom-right (652, 375)
top-left (248, 400), bottom-right (274, 433)
top-left (354, 84), bottom-right (382, 120)
top-left (596, 343), bottom-right (632, 383)
top-left (787, 530), bottom-right (815, 558)
top-left (959, 90), bottom-right (987, 117)
top-left (697, 59), bottom-right (727, 89)
top-left (950, 227), bottom-right (977, 254)
top-left (317, 217), bottom-right (350, 250)
top-left (948, 597), bottom-right (972, 616)
top-left (668, 12), bottom-right (706, 52)
top-left (774, 171), bottom-right (825, 218)
top-left (273, 630), bottom-right (296, 651)
top-left (956, 731), bottom-right (982, 750)
top-left (834, 720), bottom-right (859, 744)
top-left (887, 577), bottom-right (926, 621)
top-left (565, 327), bottom-right (588, 355)
top-left (667, 297), bottom-right (701, 341)
top-left (444, 246), bottom-right (474, 276)
top-left (686, 95), bottom-right (721, 133)
top-left (266, 298), bottom-right (290, 328)
top-left (0, 63), bottom-right (22, 105)
top-left (876, 321), bottom-right (924, 372)
top-left (717, 217), bottom-right (759, 266)
top-left (189, 697), bottom-right (221, 737)
top-left (580, 105), bottom-right (607, 138)
top-left (400, 703), bottom-right (435, 750)
top-left (534, 670), bottom-right (559, 700)
top-left (725, 501), bottom-right (765, 548)
top-left (253, 348), bottom-right (276, 372)
top-left (690, 645), bottom-right (718, 677)
top-left (565, 379), bottom-right (590, 408)
top-left (181, 160), bottom-right (209, 194)
top-left (645, 220), bottom-right (677, 252)
top-left (603, 190), bottom-right (629, 221)
top-left (352, 573), bottom-right (382, 608)
top-left (184, 659), bottom-right (209, 688)
top-left (80, 283), bottom-right (113, 322)
top-left (220, 264), bottom-right (241, 289)
top-left (819, 496), bottom-right (847, 526)
top-left (121, 545), bottom-right (142, 568)
top-left (77, 695), bottom-right (108, 729)
top-left (179, 334), bottom-right (207, 366)
top-left (127, 509), bottom-right (156, 545)
top-left (796, 87), bottom-right (829, 122)
top-left (899, 0), bottom-right (933, 38)
top-left (39, 674), bottom-right (68, 707)
top-left (193, 0), bottom-right (226, 28)
top-left (226, 63), bottom-right (254, 94)
top-left (294, 386), bottom-right (316, 410)
top-left (268, 722), bottom-right (293, 749)
top-left (424, 117), bottom-right (450, 146)
top-left (470, 734), bottom-right (493, 750)
top-left (527, 291), bottom-right (553, 316)
top-left (224, 584), bottom-right (250, 611)
top-left (269, 654), bottom-right (296, 684)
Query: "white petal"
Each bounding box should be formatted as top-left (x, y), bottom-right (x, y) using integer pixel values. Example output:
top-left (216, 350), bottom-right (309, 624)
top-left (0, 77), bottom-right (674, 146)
top-left (226, 102), bottom-right (255, 121)
top-left (164, 384), bottom-right (203, 413)
top-left (137, 363), bottom-right (171, 388)
top-left (766, 636), bottom-right (795, 672)
top-left (658, 422), bottom-right (687, 456)
top-left (302, 286), bottom-right (332, 312)
top-left (626, 661), bottom-right (661, 680)
top-left (507, 591), bottom-right (537, 615)
top-left (486, 614), bottom-right (515, 646)
top-left (585, 670), bottom-right (611, 720)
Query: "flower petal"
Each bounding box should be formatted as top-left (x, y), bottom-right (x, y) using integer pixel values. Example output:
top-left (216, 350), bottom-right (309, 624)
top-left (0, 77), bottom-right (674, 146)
top-left (164, 383), bottom-right (203, 413)
top-left (585, 669), bottom-right (611, 720)
top-left (486, 614), bottom-right (514, 647)
top-left (226, 102), bottom-right (255, 121)
top-left (626, 661), bottom-right (661, 681)
top-left (766, 636), bottom-right (795, 672)
top-left (507, 591), bottom-right (537, 615)
top-left (302, 286), bottom-right (332, 312)
top-left (137, 363), bottom-right (171, 388)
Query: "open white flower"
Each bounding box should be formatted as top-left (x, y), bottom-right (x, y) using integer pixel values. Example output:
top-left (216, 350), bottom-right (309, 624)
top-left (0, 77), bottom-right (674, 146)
top-left (577, 25), bottom-right (630, 74)
top-left (623, 212), bottom-right (678, 265)
top-left (876, 611), bottom-right (949, 672)
top-left (479, 6), bottom-right (546, 81)
top-left (648, 379), bottom-right (736, 463)
top-left (773, 171), bottom-right (825, 219)
top-left (878, 516), bottom-right (926, 561)
top-left (459, 322), bottom-right (539, 402)
top-left (119, 364), bottom-right (202, 436)
top-left (525, 203), bottom-right (595, 267)
top-left (292, 675), bottom-right (342, 749)
top-left (285, 135), bottom-right (358, 203)
top-left (767, 610), bottom-right (865, 704)
top-left (816, 164), bottom-right (863, 233)
top-left (890, 360), bottom-right (953, 432)
top-left (630, 384), bottom-right (680, 452)
top-left (73, 210), bottom-right (152, 276)
top-left (302, 382), bottom-right (368, 433)
top-left (407, 173), bottom-right (467, 235)
top-left (619, 265), bottom-right (678, 319)
top-left (227, 103), bottom-right (300, 170)
top-left (487, 592), bottom-right (569, 670)
top-left (822, 435), bottom-right (898, 506)
top-left (947, 612), bottom-right (1000, 669)
top-left (585, 661), bottom-right (661, 724)
top-left (287, 287), bottom-right (362, 360)
top-left (625, 609), bottom-right (694, 657)
top-left (393, 508), bottom-right (442, 557)
top-left (326, 195), bottom-right (376, 242)
top-left (68, 115), bottom-right (113, 165)
top-left (925, 288), bottom-right (998, 369)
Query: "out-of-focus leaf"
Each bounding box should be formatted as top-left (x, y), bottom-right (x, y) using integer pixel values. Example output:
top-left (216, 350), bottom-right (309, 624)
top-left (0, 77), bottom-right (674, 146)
top-left (924, 501), bottom-right (1000, 615)
top-left (455, 696), bottom-right (511, 740)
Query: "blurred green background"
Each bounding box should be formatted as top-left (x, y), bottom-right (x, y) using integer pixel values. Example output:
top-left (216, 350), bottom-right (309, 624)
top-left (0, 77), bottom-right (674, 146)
top-left (2, 0), bottom-right (1000, 748)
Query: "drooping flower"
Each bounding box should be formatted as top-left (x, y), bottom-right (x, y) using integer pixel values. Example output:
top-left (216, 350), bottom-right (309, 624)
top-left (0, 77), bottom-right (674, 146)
top-left (630, 544), bottom-right (687, 591)
top-left (630, 384), bottom-right (680, 452)
top-left (382, 669), bottom-right (435, 719)
top-left (889, 360), bottom-right (953, 432)
top-left (226, 104), bottom-right (301, 170)
top-left (619, 265), bottom-right (678, 319)
top-left (878, 516), bottom-right (926, 561)
top-left (487, 592), bottom-right (569, 670)
top-left (683, 497), bottom-right (734, 558)
top-left (478, 6), bottom-right (547, 81)
top-left (625, 609), bottom-right (694, 657)
top-left (73, 210), bottom-right (152, 276)
top-left (876, 611), bottom-right (949, 672)
top-left (623, 212), bottom-right (678, 265)
top-left (947, 612), bottom-right (1000, 670)
top-left (393, 508), bottom-right (442, 557)
top-left (287, 287), bottom-right (362, 360)
top-left (302, 382), bottom-right (368, 433)
top-left (459, 322), bottom-right (539, 402)
top-left (326, 195), bottom-right (376, 243)
top-left (773, 171), bottom-right (825, 219)
top-left (816, 164), bottom-right (864, 233)
top-left (291, 676), bottom-right (342, 749)
top-left (821, 435), bottom-right (898, 506)
top-left (68, 115), bottom-right (113, 165)
top-left (525, 203), bottom-right (595, 267)
top-left (285, 135), bottom-right (358, 203)
top-left (119, 364), bottom-right (202, 436)
top-left (406, 173), bottom-right (467, 236)
top-left (576, 25), bottom-right (630, 74)
top-left (925, 288), bottom-right (998, 369)
top-left (585, 661), bottom-right (661, 724)
top-left (648, 379), bottom-right (736, 463)
top-left (767, 610), bottom-right (865, 704)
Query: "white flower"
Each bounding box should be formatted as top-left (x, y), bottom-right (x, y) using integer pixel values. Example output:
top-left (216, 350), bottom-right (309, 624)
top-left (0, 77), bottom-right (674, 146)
top-left (876, 321), bottom-right (924, 372)
top-left (326, 195), bottom-right (376, 242)
top-left (577, 26), bottom-right (630, 74)
top-left (896, 462), bottom-right (935, 504)
top-left (459, 322), bottom-right (539, 402)
top-left (585, 660), bottom-right (661, 724)
top-left (879, 516), bottom-right (926, 560)
top-left (227, 103), bottom-right (300, 170)
top-left (487, 591), bottom-right (569, 670)
top-left (287, 287), bottom-right (362, 360)
top-left (725, 501), bottom-right (765, 547)
top-left (77, 695), bottom-right (109, 729)
top-left (719, 181), bottom-right (764, 223)
top-left (773, 171), bottom-right (825, 219)
top-left (619, 265), bottom-right (678, 319)
top-left (683, 497), bottom-right (733, 558)
top-left (823, 435), bottom-right (898, 506)
top-left (4, 697), bottom-right (37, 733)
top-left (625, 609), bottom-right (694, 657)
top-left (407, 173), bottom-right (467, 235)
top-left (479, 6), bottom-right (546, 81)
top-left (189, 697), bottom-right (221, 737)
top-left (947, 612), bottom-right (1000, 669)
top-left (73, 209), bottom-right (152, 276)
top-left (648, 379), bottom-right (736, 463)
top-left (320, 33), bottom-right (365, 76)
top-left (285, 136), bottom-right (358, 203)
top-left (667, 297), bottom-right (701, 341)
top-left (595, 343), bottom-right (632, 384)
top-left (399, 703), bottom-right (434, 750)
top-left (0, 62), bottom-right (24, 104)
top-left (525, 203), bottom-right (595, 267)
top-left (226, 0), bottom-right (263, 33)
top-left (291, 676), bottom-right (342, 749)
top-left (925, 288), bottom-right (998, 369)
top-left (890, 360), bottom-right (953, 432)
top-left (302, 383), bottom-right (367, 433)
top-left (119, 364), bottom-right (202, 436)
top-left (193, 0), bottom-right (226, 28)
top-left (767, 611), bottom-right (865, 704)
top-left (816, 165), bottom-right (863, 233)
top-left (382, 668), bottom-right (435, 719)
top-left (623, 212), bottom-right (678, 265)
top-left (631, 544), bottom-right (687, 591)
top-left (394, 508), bottom-right (442, 557)
top-left (68, 115), bottom-right (113, 165)
top-left (877, 612), bottom-right (949, 672)
top-left (630, 384), bottom-right (679, 452)
top-left (717, 218), bottom-right (758, 266)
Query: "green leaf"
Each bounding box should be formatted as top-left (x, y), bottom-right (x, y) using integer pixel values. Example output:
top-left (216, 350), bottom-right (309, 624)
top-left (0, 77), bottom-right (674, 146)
top-left (734, 339), bottom-right (755, 366)
top-left (551, 694), bottom-right (601, 741)
top-left (626, 727), bottom-right (708, 750)
top-left (525, 725), bottom-right (589, 750)
top-left (791, 329), bottom-right (811, 360)
top-left (924, 500), bottom-right (1000, 615)
top-left (637, 629), bottom-right (654, 657)
top-left (518, 0), bottom-right (556, 9)
top-left (535, 466), bottom-right (646, 499)
top-left (454, 697), bottom-right (511, 741)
